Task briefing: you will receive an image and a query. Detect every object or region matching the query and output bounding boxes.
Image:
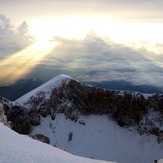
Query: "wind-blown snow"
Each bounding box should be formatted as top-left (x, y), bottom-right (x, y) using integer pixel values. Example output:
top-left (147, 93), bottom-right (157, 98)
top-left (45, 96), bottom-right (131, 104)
top-left (31, 114), bottom-right (163, 163)
top-left (15, 74), bottom-right (72, 104)
top-left (0, 122), bottom-right (114, 163)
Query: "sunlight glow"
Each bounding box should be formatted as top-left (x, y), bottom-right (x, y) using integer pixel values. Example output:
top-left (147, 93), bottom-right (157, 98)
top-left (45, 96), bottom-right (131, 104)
top-left (93, 22), bottom-right (163, 54)
top-left (29, 17), bottom-right (89, 41)
top-left (0, 40), bottom-right (59, 85)
top-left (29, 17), bottom-right (163, 54)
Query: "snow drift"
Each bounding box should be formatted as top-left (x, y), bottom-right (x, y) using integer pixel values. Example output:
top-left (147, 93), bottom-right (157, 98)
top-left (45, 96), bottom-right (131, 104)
top-left (0, 122), bottom-right (113, 163)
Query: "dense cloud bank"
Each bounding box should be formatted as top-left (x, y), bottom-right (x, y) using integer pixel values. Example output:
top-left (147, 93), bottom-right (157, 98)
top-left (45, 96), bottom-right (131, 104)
top-left (28, 34), bottom-right (163, 87)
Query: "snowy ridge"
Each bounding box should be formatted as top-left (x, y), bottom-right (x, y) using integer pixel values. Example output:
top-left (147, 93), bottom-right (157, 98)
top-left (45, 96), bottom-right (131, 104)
top-left (15, 74), bottom-right (72, 104)
top-left (11, 74), bottom-right (163, 163)
top-left (0, 123), bottom-right (113, 163)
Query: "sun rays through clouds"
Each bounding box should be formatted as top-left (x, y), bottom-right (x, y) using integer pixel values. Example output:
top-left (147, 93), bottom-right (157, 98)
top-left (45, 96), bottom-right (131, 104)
top-left (0, 40), bottom-right (59, 85)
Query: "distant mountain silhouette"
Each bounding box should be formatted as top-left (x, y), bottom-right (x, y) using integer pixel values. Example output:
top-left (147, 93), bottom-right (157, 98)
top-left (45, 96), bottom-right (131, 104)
top-left (0, 78), bottom-right (43, 100)
top-left (84, 80), bottom-right (163, 94)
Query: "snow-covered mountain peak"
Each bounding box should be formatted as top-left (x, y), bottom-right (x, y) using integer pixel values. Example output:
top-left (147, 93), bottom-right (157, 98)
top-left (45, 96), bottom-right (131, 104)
top-left (15, 74), bottom-right (72, 104)
top-left (1, 74), bottom-right (163, 163)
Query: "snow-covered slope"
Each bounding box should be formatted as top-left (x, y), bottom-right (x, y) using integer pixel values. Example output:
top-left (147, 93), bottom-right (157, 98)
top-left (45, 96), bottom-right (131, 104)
top-left (31, 114), bottom-right (163, 163)
top-left (0, 122), bottom-right (114, 163)
top-left (12, 74), bottom-right (163, 163)
top-left (15, 74), bottom-right (72, 104)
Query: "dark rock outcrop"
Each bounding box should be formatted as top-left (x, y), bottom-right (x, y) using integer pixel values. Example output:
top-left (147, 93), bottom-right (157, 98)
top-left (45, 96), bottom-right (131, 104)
top-left (0, 103), bottom-right (11, 128)
top-left (0, 97), bottom-right (31, 134)
top-left (157, 131), bottom-right (163, 143)
top-left (1, 77), bottom-right (163, 141)
top-left (8, 105), bottom-right (31, 134)
top-left (28, 109), bottom-right (41, 126)
top-left (23, 79), bottom-right (163, 140)
top-left (29, 134), bottom-right (50, 144)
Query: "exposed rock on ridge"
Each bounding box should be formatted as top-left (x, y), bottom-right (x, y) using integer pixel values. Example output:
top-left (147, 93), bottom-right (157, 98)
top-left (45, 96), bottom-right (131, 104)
top-left (0, 75), bottom-right (163, 143)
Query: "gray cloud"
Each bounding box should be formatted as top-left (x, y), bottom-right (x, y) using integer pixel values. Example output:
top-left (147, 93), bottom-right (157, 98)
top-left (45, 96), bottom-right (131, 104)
top-left (0, 14), bottom-right (34, 59)
top-left (17, 21), bottom-right (29, 35)
top-left (28, 34), bottom-right (163, 87)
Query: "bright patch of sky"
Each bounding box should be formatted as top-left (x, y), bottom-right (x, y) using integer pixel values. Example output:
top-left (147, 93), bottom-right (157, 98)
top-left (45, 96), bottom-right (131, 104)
top-left (1, 0), bottom-right (163, 45)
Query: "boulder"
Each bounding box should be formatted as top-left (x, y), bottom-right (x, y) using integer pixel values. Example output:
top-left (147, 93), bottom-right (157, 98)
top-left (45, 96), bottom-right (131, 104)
top-left (39, 108), bottom-right (50, 118)
top-left (0, 103), bottom-right (11, 128)
top-left (157, 131), bottom-right (163, 143)
top-left (28, 110), bottom-right (41, 126)
top-left (29, 134), bottom-right (50, 144)
top-left (8, 105), bottom-right (31, 134)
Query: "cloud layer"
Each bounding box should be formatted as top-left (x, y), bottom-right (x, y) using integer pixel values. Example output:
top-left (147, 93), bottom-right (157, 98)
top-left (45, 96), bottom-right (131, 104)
top-left (27, 34), bottom-right (163, 87)
top-left (0, 14), bottom-right (163, 88)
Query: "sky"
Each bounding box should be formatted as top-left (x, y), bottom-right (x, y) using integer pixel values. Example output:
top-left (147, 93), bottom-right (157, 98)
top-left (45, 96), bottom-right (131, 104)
top-left (0, 0), bottom-right (163, 87)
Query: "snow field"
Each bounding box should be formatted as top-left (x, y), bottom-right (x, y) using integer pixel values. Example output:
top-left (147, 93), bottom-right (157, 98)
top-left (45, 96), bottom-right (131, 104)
top-left (31, 114), bottom-right (163, 163)
top-left (0, 122), bottom-right (114, 163)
